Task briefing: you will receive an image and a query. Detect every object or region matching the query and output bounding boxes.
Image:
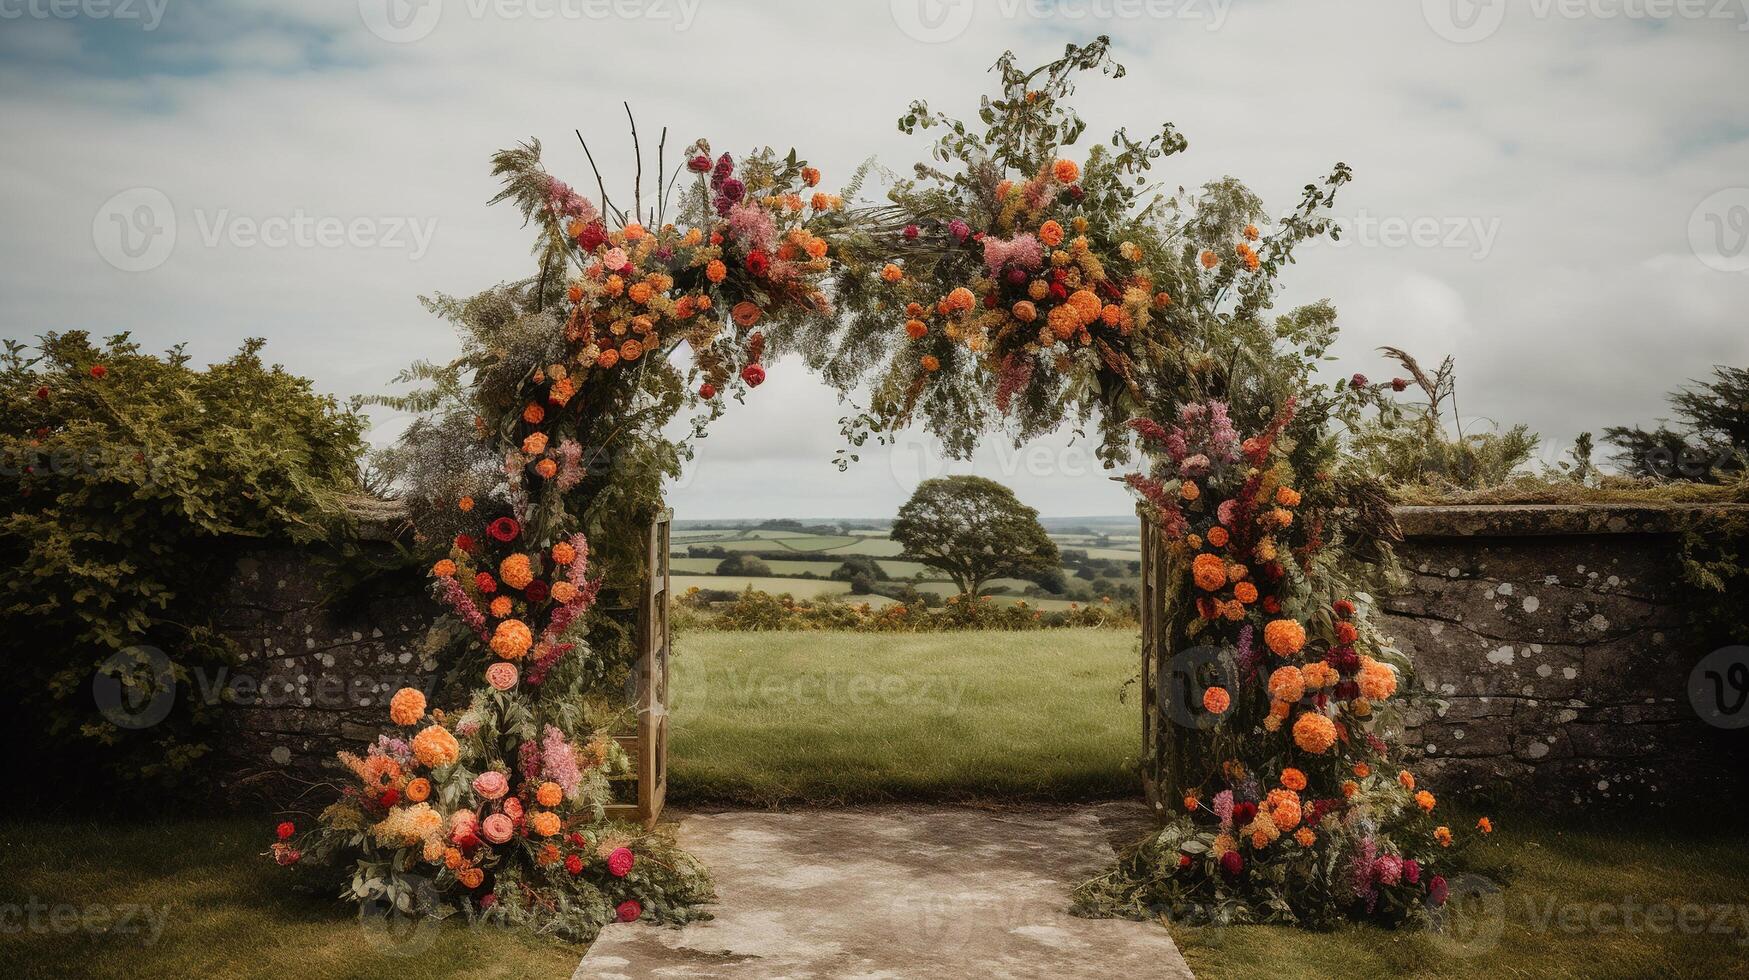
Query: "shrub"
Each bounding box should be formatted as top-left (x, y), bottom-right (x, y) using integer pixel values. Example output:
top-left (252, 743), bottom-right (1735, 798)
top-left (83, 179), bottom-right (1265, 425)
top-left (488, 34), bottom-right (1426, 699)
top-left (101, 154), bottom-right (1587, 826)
top-left (675, 587), bottom-right (1136, 632)
top-left (0, 332), bottom-right (366, 797)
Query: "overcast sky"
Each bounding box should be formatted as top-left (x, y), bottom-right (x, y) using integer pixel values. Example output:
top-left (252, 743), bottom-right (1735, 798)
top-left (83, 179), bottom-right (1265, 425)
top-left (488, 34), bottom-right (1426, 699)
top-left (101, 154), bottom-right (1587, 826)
top-left (3, 0), bottom-right (1746, 519)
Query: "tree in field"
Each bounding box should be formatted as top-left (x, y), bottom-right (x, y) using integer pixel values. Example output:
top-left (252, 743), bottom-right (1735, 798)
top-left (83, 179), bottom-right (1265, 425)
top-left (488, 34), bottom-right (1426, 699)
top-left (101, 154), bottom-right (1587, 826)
top-left (1604, 366), bottom-right (1748, 482)
top-left (891, 476), bottom-right (1059, 596)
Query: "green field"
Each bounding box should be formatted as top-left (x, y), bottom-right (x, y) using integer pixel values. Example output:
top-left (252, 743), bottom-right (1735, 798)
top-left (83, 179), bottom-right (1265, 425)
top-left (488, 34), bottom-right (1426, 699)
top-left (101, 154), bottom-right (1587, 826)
top-left (669, 629), bottom-right (1139, 805)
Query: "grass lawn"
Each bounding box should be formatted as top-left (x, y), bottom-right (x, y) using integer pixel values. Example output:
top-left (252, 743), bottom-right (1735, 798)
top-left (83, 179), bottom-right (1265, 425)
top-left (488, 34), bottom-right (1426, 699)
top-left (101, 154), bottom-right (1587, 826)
top-left (668, 629), bottom-right (1140, 805)
top-left (1169, 812), bottom-right (1749, 980)
top-left (0, 818), bottom-right (580, 980)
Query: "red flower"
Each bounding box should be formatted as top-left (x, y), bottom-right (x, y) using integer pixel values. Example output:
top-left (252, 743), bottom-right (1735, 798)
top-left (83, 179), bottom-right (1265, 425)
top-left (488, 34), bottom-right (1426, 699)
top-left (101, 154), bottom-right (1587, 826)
top-left (35, 386), bottom-right (50, 401)
top-left (378, 788), bottom-right (400, 808)
top-left (740, 363), bottom-right (766, 388)
top-left (455, 534), bottom-right (476, 552)
top-left (903, 224), bottom-right (919, 239)
top-left (89, 365), bottom-right (108, 379)
top-left (615, 900), bottom-right (642, 923)
top-left (474, 572), bottom-right (498, 594)
top-left (487, 517), bottom-right (521, 543)
top-left (1391, 378), bottom-right (1410, 392)
top-left (456, 832), bottom-right (480, 851)
top-left (576, 222), bottom-right (607, 253)
top-left (524, 580), bottom-right (550, 603)
top-left (1232, 801), bottom-right (1257, 827)
top-left (1402, 858), bottom-right (1421, 885)
top-left (1219, 851), bottom-right (1243, 877)
top-left (746, 251), bottom-right (770, 277)
top-left (687, 154), bottom-right (712, 172)
top-left (1261, 596), bottom-right (1281, 615)
top-left (1334, 622), bottom-right (1359, 646)
top-left (607, 846), bottom-right (635, 878)
top-left (1177, 854), bottom-right (1193, 870)
top-left (699, 383), bottom-right (716, 400)
top-left (567, 832), bottom-right (586, 847)
top-left (565, 854), bottom-right (584, 876)
top-left (1428, 875), bottom-right (1449, 905)
top-left (276, 821), bottom-right (295, 841)
top-left (1333, 599), bottom-right (1356, 619)
top-left (480, 892), bottom-right (497, 909)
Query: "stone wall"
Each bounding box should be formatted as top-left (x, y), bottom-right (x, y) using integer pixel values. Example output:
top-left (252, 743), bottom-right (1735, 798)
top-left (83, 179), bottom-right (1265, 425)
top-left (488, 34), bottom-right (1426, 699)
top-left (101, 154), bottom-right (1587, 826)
top-left (1383, 504), bottom-right (1749, 808)
top-left (208, 503), bottom-right (1749, 807)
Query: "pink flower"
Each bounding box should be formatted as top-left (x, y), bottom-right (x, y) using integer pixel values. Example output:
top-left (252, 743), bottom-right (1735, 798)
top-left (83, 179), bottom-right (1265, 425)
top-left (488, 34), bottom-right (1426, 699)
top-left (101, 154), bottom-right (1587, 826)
top-left (485, 662), bottom-right (518, 691)
top-left (473, 770), bottom-right (509, 801)
top-left (502, 797), bottom-right (524, 822)
top-left (1374, 854), bottom-right (1403, 887)
top-left (449, 811), bottom-right (479, 841)
top-left (601, 247), bottom-right (628, 271)
top-left (1212, 790), bottom-right (1234, 829)
top-left (481, 814), bottom-right (514, 844)
top-left (616, 900), bottom-right (642, 923)
top-left (1402, 858), bottom-right (1421, 885)
top-left (608, 847), bottom-right (635, 878)
top-left (1429, 875), bottom-right (1449, 905)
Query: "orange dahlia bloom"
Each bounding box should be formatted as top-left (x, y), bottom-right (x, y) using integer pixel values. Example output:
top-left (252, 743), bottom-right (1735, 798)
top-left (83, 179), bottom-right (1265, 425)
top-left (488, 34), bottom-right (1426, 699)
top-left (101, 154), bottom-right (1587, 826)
top-left (1011, 300), bottom-right (1037, 322)
top-left (920, 355), bottom-right (941, 373)
top-left (1264, 619), bottom-right (1307, 656)
top-left (1046, 304), bottom-right (1079, 340)
top-left (1416, 790), bottom-right (1437, 813)
top-left (523, 403), bottom-right (545, 424)
top-left (1200, 250), bottom-right (1219, 269)
top-left (529, 811), bottom-right (561, 838)
top-left (522, 432), bottom-right (548, 455)
top-left (1353, 762), bottom-right (1371, 778)
top-left (1192, 553), bottom-right (1228, 592)
top-left (458, 496), bottom-right (475, 512)
top-left (620, 339), bottom-right (644, 362)
top-left (535, 459), bottom-right (558, 479)
top-left (499, 554), bottom-right (534, 590)
top-left (595, 348), bottom-right (620, 369)
top-left (881, 263), bottom-right (904, 283)
top-left (405, 777), bottom-right (431, 803)
top-left (389, 687), bottom-right (427, 727)
top-left (1067, 289), bottom-right (1102, 324)
top-left (1206, 526), bottom-right (1229, 548)
top-left (1038, 220), bottom-right (1065, 247)
top-left (432, 559), bottom-right (457, 578)
top-left (489, 596), bottom-right (512, 618)
top-left (946, 287), bottom-right (976, 312)
top-left (1275, 486), bottom-right (1301, 507)
top-left (537, 782), bottom-right (563, 807)
top-left (905, 319), bottom-right (928, 339)
top-left (1435, 826), bottom-right (1453, 847)
top-left (1295, 827), bottom-right (1316, 847)
top-left (1202, 686), bottom-right (1232, 714)
top-left (1233, 581), bottom-right (1259, 604)
top-left (1358, 658), bottom-right (1398, 700)
top-left (1052, 158), bottom-right (1080, 183)
top-left (551, 581), bottom-right (579, 604)
top-left (1180, 480), bottom-right (1200, 502)
top-left (551, 542), bottom-right (576, 565)
top-left (1398, 769), bottom-right (1416, 791)
top-left (490, 619), bottom-right (534, 660)
top-left (1267, 665), bottom-right (1305, 703)
top-left (1280, 767), bottom-right (1308, 791)
top-left (705, 259), bottom-right (727, 283)
top-left (411, 725), bottom-right (460, 769)
top-left (1292, 712), bottom-right (1338, 754)
top-left (458, 866), bottom-right (484, 889)
top-left (1477, 817), bottom-right (1493, 833)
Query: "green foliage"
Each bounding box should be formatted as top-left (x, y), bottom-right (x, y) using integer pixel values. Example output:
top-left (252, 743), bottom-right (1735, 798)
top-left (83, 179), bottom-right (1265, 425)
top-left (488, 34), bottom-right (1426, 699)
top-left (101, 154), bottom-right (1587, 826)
top-left (675, 588), bottom-right (1135, 632)
top-left (1348, 348), bottom-right (1539, 493)
top-left (714, 553), bottom-right (771, 577)
top-left (0, 332), bottom-right (365, 792)
top-left (891, 476), bottom-right (1060, 595)
top-left (1605, 365), bottom-right (1748, 482)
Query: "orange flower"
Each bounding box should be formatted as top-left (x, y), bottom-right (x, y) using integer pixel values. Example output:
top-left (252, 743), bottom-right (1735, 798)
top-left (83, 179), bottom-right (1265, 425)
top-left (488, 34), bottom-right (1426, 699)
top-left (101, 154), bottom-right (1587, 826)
top-left (1052, 158), bottom-right (1080, 183)
top-left (1200, 250), bottom-right (1219, 269)
top-left (405, 777), bottom-right (431, 803)
top-left (529, 811), bottom-right (561, 837)
top-left (389, 688), bottom-right (426, 727)
top-left (1206, 526), bottom-right (1229, 548)
top-left (1341, 780), bottom-right (1359, 798)
top-left (1038, 220), bottom-right (1065, 247)
top-left (432, 559), bottom-right (457, 578)
top-left (1244, 224), bottom-right (1260, 241)
top-left (1183, 794), bottom-right (1200, 813)
top-left (1280, 768), bottom-right (1307, 792)
top-left (1263, 619), bottom-right (1307, 656)
top-left (552, 542), bottom-right (576, 565)
top-left (946, 287), bottom-right (977, 312)
top-left (622, 222), bottom-right (646, 241)
top-left (411, 725), bottom-right (459, 769)
top-left (1275, 486), bottom-right (1301, 507)
top-left (881, 263), bottom-right (904, 283)
top-left (1398, 770), bottom-right (1416, 791)
top-left (1292, 712), bottom-right (1338, 754)
top-left (905, 319), bottom-right (928, 340)
top-left (550, 377), bottom-right (576, 406)
top-left (499, 554), bottom-right (534, 590)
top-left (1415, 790), bottom-right (1436, 813)
top-left (800, 166), bottom-right (821, 187)
top-left (490, 619), bottom-right (534, 660)
top-left (1267, 666), bottom-right (1305, 703)
top-left (458, 496), bottom-right (474, 513)
top-left (1358, 658), bottom-right (1399, 701)
top-left (1233, 581), bottom-right (1259, 604)
top-left (1180, 480), bottom-right (1201, 502)
top-left (1192, 553), bottom-right (1228, 592)
top-left (537, 782), bottom-right (563, 808)
top-left (1295, 827), bottom-right (1316, 847)
top-left (489, 596), bottom-right (512, 618)
top-left (1011, 300), bottom-right (1037, 323)
top-left (1046, 304), bottom-right (1079, 340)
top-left (522, 432), bottom-right (548, 455)
top-left (1352, 762), bottom-right (1371, 779)
top-left (1334, 621), bottom-right (1359, 645)
top-left (458, 866), bottom-right (485, 889)
top-left (1477, 816), bottom-right (1493, 834)
top-left (1435, 826), bottom-right (1453, 847)
top-left (535, 459), bottom-right (557, 479)
top-left (596, 348), bottom-right (620, 369)
top-left (551, 581), bottom-right (579, 604)
top-left (705, 259), bottom-right (727, 283)
top-left (620, 339), bottom-right (644, 362)
top-left (920, 355), bottom-right (941, 373)
top-left (1202, 686), bottom-right (1232, 714)
top-left (1067, 289), bottom-right (1102, 324)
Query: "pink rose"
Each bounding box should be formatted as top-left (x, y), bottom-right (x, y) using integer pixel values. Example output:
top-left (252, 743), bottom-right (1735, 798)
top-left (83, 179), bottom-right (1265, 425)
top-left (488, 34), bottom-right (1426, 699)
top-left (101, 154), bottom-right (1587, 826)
top-left (502, 797), bottom-right (524, 822)
top-left (449, 811), bottom-right (479, 841)
top-left (615, 900), bottom-right (641, 923)
top-left (485, 662), bottom-right (518, 691)
top-left (608, 846), bottom-right (635, 878)
top-left (473, 770), bottom-right (509, 801)
top-left (482, 813), bottom-right (514, 844)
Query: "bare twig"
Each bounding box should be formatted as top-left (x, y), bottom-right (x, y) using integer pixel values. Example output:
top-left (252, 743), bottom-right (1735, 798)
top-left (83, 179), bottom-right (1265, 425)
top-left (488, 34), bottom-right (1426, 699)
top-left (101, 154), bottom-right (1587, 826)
top-left (575, 128), bottom-right (615, 224)
top-left (624, 102), bottom-right (642, 223)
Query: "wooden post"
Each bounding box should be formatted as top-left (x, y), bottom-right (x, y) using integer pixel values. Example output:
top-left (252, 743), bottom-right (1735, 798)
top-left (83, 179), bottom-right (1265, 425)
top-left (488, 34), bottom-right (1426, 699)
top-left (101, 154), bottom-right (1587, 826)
top-left (605, 509), bottom-right (671, 828)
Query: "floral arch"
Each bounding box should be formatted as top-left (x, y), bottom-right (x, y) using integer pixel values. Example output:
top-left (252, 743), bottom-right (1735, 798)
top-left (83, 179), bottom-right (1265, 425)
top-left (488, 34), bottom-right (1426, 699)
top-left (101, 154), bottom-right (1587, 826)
top-left (274, 37), bottom-right (1486, 941)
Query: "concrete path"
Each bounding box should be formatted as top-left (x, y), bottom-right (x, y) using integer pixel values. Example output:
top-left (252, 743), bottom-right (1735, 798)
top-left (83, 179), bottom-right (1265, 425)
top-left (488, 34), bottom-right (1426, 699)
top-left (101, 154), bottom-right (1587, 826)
top-left (574, 804), bottom-right (1193, 979)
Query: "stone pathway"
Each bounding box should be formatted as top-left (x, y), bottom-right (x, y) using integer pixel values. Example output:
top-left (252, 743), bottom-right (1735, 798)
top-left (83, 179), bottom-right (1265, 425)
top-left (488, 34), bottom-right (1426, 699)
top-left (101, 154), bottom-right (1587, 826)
top-left (574, 803), bottom-right (1193, 979)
